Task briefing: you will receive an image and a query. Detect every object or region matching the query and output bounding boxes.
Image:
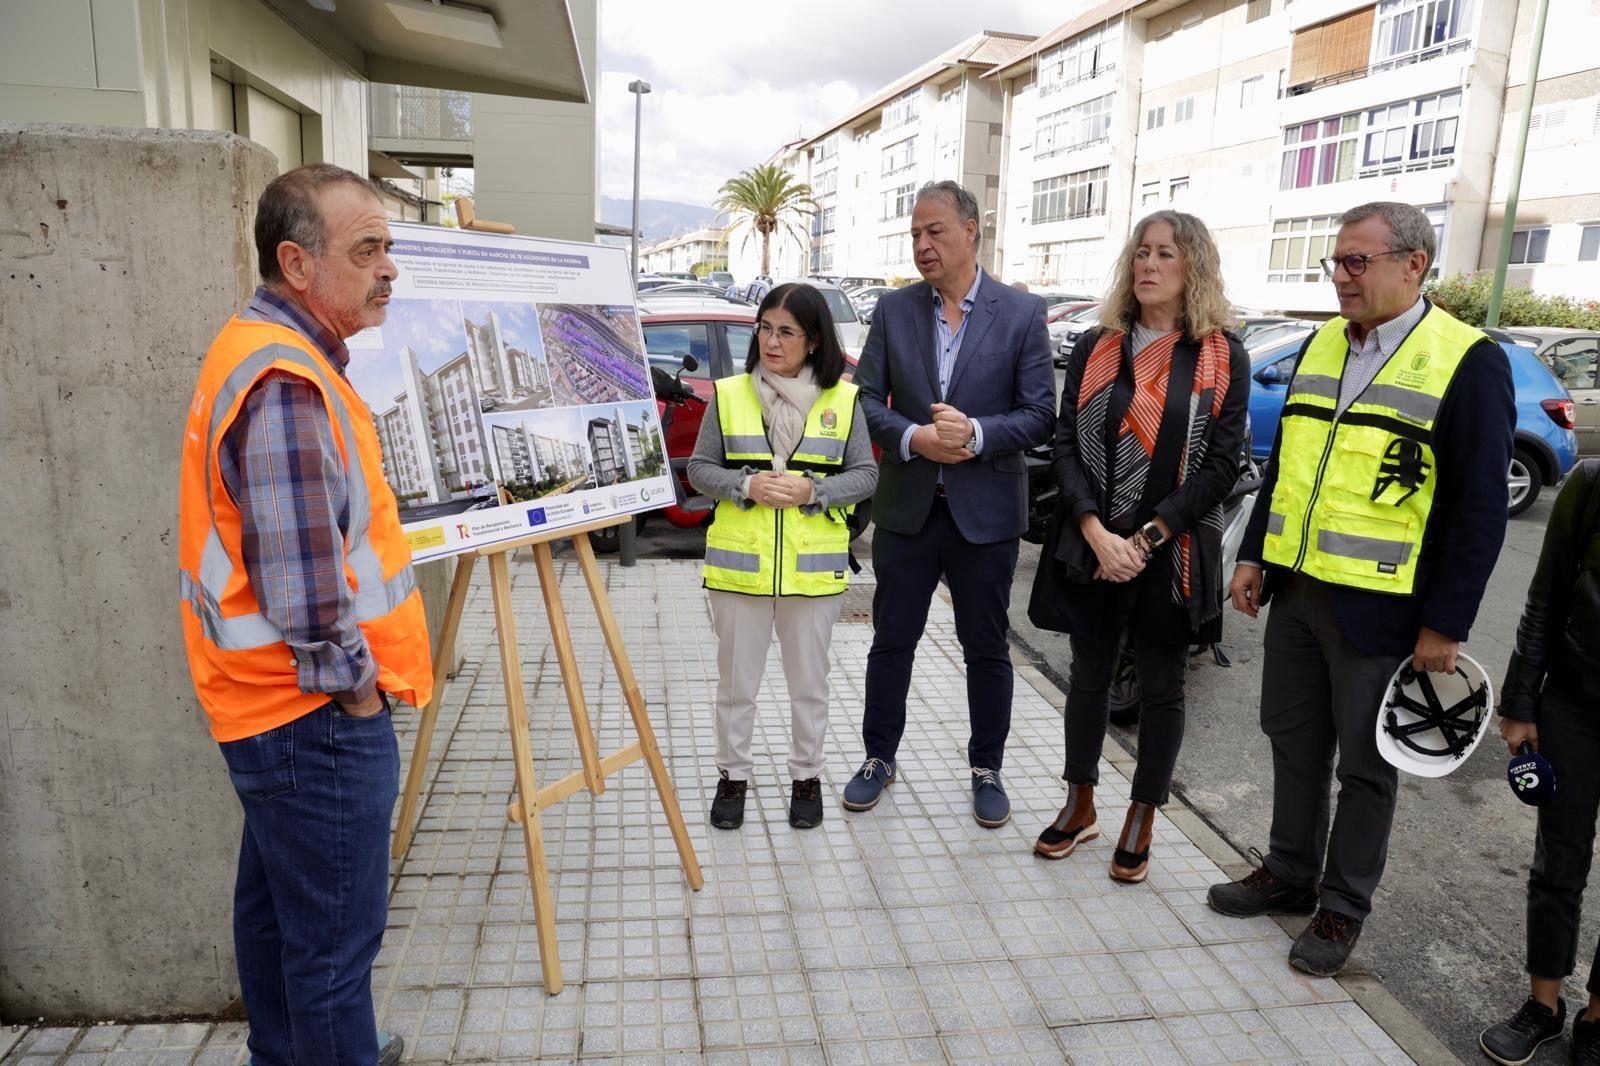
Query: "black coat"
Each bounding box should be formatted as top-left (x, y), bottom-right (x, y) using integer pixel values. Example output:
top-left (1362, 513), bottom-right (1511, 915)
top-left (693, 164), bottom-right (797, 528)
top-left (1047, 327), bottom-right (1252, 643)
top-left (1238, 316), bottom-right (1516, 656)
top-left (1500, 459), bottom-right (1600, 721)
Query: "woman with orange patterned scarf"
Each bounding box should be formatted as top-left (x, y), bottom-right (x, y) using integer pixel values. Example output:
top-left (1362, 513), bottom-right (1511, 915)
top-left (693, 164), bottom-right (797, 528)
top-left (1031, 211), bottom-right (1250, 882)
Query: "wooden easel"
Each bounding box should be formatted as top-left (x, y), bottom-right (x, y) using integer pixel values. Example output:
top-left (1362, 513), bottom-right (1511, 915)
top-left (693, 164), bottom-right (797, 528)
top-left (391, 514), bottom-right (703, 994)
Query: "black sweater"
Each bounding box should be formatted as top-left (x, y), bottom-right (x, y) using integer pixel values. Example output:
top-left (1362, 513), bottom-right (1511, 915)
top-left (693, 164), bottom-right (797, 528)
top-left (1238, 330), bottom-right (1515, 656)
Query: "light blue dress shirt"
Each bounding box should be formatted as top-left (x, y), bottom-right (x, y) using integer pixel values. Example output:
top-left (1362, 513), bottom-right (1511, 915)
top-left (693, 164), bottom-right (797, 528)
top-left (900, 267), bottom-right (986, 461)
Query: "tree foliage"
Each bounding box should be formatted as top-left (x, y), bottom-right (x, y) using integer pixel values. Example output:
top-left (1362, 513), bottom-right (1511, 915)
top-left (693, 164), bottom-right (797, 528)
top-left (1425, 273), bottom-right (1600, 329)
top-left (715, 164), bottom-right (816, 276)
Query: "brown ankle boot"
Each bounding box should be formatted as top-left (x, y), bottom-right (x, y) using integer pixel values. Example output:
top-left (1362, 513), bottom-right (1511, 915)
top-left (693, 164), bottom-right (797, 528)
top-left (1034, 782), bottom-right (1097, 859)
top-left (1110, 801), bottom-right (1156, 883)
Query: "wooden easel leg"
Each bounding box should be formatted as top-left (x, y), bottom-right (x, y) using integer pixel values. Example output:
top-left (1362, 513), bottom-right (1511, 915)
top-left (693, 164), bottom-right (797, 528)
top-left (531, 541), bottom-right (607, 796)
top-left (393, 552), bottom-right (477, 861)
top-left (488, 550), bottom-right (564, 994)
top-left (572, 536), bottom-right (704, 891)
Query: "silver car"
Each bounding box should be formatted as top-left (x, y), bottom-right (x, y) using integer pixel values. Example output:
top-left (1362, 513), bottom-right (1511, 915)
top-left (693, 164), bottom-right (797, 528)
top-left (1497, 327), bottom-right (1600, 456)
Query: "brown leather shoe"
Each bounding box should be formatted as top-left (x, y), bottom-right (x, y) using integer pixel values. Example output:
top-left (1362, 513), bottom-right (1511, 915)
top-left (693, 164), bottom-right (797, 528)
top-left (1034, 782), bottom-right (1097, 859)
top-left (1109, 801), bottom-right (1156, 883)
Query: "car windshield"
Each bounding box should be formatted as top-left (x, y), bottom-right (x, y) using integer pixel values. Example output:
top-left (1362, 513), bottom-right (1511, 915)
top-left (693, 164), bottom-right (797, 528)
top-left (820, 289), bottom-right (858, 323)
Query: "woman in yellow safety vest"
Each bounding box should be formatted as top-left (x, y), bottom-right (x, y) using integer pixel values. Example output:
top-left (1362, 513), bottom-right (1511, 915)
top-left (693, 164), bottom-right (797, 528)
top-left (1031, 211), bottom-right (1251, 882)
top-left (687, 282), bottom-right (878, 831)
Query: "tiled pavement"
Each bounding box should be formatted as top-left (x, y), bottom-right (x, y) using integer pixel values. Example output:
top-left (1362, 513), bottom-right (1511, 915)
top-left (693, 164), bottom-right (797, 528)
top-left (3, 557), bottom-right (1414, 1065)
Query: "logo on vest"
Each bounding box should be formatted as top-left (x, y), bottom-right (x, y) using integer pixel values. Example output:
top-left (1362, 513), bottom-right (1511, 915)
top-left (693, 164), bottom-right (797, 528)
top-left (820, 409), bottom-right (838, 431)
top-left (1372, 438), bottom-right (1431, 506)
top-left (1410, 352), bottom-right (1431, 372)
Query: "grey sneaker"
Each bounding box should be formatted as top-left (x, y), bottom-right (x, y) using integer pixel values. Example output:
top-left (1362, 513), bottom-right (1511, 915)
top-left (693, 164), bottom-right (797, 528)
top-left (842, 758), bottom-right (896, 811)
top-left (378, 1030), bottom-right (404, 1066)
top-left (971, 768), bottom-right (1010, 828)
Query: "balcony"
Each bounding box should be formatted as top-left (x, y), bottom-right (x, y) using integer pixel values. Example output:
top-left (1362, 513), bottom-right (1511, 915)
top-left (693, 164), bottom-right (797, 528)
top-left (370, 84), bottom-right (474, 166)
top-left (1285, 37), bottom-right (1470, 100)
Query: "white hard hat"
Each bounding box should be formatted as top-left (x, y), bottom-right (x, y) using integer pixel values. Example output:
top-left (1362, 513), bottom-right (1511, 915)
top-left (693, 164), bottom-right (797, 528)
top-left (1375, 652), bottom-right (1493, 778)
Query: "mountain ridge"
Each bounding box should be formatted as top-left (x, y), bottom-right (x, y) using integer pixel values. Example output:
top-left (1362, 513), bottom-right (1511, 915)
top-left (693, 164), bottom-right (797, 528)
top-left (599, 195), bottom-right (718, 243)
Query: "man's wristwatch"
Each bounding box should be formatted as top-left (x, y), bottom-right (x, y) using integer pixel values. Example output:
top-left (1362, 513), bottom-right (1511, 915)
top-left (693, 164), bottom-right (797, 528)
top-left (963, 431), bottom-right (978, 454)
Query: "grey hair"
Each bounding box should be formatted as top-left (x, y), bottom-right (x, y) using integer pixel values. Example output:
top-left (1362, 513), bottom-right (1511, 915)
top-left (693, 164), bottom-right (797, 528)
top-left (1338, 201), bottom-right (1436, 274)
top-left (255, 163), bottom-right (383, 283)
top-left (916, 180), bottom-right (982, 253)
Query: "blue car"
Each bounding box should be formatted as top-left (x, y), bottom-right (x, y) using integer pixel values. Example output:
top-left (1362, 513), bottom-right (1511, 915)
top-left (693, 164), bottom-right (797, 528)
top-left (1247, 329), bottom-right (1578, 516)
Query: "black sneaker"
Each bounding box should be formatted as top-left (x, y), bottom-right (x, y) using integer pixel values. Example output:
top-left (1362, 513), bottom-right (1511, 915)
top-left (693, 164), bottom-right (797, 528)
top-left (1575, 1011), bottom-right (1600, 1066)
top-left (1288, 908), bottom-right (1364, 977)
top-left (789, 778), bottom-right (823, 829)
top-left (1479, 997), bottom-right (1565, 1065)
top-left (1206, 856), bottom-right (1318, 917)
top-left (710, 773), bottom-right (747, 829)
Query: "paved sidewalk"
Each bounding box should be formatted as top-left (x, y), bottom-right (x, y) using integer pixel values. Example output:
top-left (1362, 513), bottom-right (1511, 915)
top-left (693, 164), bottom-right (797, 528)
top-left (4, 557), bottom-right (1415, 1065)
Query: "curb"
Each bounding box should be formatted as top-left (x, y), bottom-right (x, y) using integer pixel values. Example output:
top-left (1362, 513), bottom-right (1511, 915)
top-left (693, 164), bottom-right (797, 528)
top-left (1009, 642), bottom-right (1463, 1065)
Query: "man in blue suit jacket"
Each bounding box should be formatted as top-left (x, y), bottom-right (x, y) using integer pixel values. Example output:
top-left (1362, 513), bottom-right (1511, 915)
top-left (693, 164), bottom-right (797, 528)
top-left (842, 181), bottom-right (1056, 827)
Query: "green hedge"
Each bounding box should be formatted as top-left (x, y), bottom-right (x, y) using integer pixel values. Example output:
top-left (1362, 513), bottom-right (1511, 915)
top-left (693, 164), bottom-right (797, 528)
top-left (1424, 273), bottom-right (1600, 329)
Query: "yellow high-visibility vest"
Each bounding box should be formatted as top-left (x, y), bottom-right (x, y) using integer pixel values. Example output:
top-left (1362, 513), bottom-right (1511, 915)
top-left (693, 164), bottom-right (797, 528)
top-left (1262, 303), bottom-right (1487, 595)
top-left (703, 374), bottom-right (858, 597)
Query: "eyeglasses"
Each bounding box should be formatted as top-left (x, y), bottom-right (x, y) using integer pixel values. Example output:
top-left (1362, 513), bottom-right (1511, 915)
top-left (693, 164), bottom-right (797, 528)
top-left (1319, 249), bottom-right (1413, 278)
top-left (757, 322), bottom-right (807, 343)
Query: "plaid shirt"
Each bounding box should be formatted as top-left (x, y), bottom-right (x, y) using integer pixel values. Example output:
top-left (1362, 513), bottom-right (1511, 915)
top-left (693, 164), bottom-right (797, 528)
top-left (217, 287), bottom-right (376, 704)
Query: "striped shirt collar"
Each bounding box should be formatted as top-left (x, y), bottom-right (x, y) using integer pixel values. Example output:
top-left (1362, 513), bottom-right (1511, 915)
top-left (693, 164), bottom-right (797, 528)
top-left (245, 286), bottom-right (351, 373)
top-left (1345, 294), bottom-right (1427, 361)
top-left (931, 266), bottom-right (984, 313)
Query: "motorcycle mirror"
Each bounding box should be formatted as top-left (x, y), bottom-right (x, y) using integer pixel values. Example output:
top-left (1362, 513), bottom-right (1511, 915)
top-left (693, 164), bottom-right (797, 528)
top-left (1507, 741), bottom-right (1556, 806)
top-left (681, 354), bottom-right (699, 374)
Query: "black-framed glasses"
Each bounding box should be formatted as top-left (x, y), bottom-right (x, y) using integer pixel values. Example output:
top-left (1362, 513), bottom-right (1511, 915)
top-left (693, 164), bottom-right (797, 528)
top-left (1320, 249), bottom-right (1413, 278)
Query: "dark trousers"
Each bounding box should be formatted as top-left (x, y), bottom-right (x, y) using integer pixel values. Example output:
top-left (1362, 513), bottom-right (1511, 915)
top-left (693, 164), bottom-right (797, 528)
top-left (220, 701), bottom-right (400, 1066)
top-left (863, 498), bottom-right (1021, 770)
top-left (1064, 625), bottom-right (1189, 806)
top-left (1528, 685), bottom-right (1600, 992)
top-left (1260, 575), bottom-right (1406, 921)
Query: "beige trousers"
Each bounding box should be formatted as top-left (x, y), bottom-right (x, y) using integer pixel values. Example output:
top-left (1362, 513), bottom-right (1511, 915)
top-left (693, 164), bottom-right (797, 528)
top-left (707, 590), bottom-right (844, 782)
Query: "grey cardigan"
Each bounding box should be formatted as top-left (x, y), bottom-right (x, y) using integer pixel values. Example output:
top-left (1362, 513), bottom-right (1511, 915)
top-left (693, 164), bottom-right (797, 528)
top-left (686, 386), bottom-right (878, 515)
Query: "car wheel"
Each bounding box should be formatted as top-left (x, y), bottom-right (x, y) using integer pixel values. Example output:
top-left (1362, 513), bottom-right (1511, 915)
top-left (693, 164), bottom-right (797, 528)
top-left (1507, 447), bottom-right (1541, 517)
top-left (587, 514), bottom-right (644, 554)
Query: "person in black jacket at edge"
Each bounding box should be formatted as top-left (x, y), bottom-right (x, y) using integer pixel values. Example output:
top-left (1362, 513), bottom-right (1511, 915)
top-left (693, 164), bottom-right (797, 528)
top-left (1480, 461), bottom-right (1600, 1066)
top-left (1206, 201), bottom-right (1515, 979)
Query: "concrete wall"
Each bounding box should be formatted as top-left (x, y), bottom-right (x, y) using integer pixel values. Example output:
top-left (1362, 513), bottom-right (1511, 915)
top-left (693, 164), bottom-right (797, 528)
top-left (0, 123), bottom-right (459, 1020)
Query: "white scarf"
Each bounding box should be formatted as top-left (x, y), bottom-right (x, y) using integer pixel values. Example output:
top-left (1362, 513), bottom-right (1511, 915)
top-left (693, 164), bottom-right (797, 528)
top-left (752, 363), bottom-right (820, 472)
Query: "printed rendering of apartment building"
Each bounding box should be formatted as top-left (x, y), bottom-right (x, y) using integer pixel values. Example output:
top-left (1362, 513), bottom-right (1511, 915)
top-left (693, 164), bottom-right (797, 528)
top-left (375, 345), bottom-right (490, 507)
top-left (587, 407), bottom-right (636, 487)
top-left (464, 307), bottom-right (551, 409)
top-left (491, 421), bottom-right (592, 489)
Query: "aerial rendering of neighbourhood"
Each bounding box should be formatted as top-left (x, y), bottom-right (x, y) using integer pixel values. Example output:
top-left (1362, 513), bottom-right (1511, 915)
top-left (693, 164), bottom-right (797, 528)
top-left (539, 304), bottom-right (651, 405)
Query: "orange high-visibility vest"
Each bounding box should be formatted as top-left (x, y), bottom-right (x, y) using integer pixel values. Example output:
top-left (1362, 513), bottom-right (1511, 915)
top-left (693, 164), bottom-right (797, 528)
top-left (178, 315), bottom-right (434, 742)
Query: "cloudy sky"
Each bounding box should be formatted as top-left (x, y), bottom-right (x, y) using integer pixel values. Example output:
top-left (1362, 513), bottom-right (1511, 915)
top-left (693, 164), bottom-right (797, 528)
top-left (595, 0), bottom-right (1074, 208)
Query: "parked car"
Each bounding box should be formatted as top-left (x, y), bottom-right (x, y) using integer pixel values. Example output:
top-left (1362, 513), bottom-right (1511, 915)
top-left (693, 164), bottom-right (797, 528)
top-left (850, 284), bottom-right (898, 322)
top-left (839, 275), bottom-right (888, 292)
top-left (742, 276), bottom-right (866, 364)
top-left (1490, 328), bottom-right (1599, 456)
top-left (1037, 290), bottom-right (1095, 309)
top-left (1053, 302), bottom-right (1104, 366)
top-left (1235, 315), bottom-right (1304, 343)
top-left (655, 270), bottom-right (698, 281)
top-left (704, 270), bottom-right (736, 288)
top-left (1046, 301), bottom-right (1099, 355)
top-left (635, 276), bottom-right (678, 292)
top-left (1247, 328), bottom-right (1578, 516)
top-left (637, 282), bottom-right (742, 302)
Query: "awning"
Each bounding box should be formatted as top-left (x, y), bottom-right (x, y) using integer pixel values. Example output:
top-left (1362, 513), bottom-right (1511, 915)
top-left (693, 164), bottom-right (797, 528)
top-left (368, 149), bottom-right (422, 180)
top-left (261, 0), bottom-right (589, 104)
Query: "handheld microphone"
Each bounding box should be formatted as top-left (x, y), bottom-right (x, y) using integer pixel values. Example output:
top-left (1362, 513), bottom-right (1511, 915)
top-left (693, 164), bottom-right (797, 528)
top-left (1507, 742), bottom-right (1556, 806)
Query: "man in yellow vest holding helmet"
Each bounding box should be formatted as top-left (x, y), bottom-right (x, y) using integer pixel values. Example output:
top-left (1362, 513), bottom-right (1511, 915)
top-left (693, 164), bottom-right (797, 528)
top-left (1207, 202), bottom-right (1513, 977)
top-left (178, 164), bottom-right (432, 1065)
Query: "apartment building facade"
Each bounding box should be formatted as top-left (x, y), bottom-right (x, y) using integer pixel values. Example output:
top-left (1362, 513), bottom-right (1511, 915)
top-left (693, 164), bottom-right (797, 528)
top-left (377, 346), bottom-right (492, 506)
top-left (796, 31), bottom-right (1035, 280)
top-left (641, 227), bottom-right (727, 275)
top-left (588, 408), bottom-right (635, 486)
top-left (491, 422), bottom-right (591, 488)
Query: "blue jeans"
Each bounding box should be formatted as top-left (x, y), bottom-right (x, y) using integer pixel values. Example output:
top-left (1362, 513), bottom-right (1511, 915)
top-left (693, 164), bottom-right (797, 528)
top-left (220, 700), bottom-right (399, 1066)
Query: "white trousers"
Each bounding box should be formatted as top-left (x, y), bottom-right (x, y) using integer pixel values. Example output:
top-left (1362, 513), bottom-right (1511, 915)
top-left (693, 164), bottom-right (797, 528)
top-left (707, 589), bottom-right (844, 782)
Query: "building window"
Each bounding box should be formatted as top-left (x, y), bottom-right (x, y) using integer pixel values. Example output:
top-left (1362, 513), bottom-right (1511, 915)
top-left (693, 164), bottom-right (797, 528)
top-left (882, 136), bottom-right (917, 176)
top-left (1168, 177), bottom-right (1190, 201)
top-left (1036, 94), bottom-right (1114, 158)
top-left (1246, 0), bottom-right (1271, 22)
top-left (1240, 75), bottom-right (1264, 108)
top-left (881, 182), bottom-right (916, 222)
top-left (1038, 23), bottom-right (1119, 94)
top-left (1279, 112), bottom-right (1360, 189)
top-left (1509, 227), bottom-right (1549, 265)
top-left (817, 205), bottom-right (836, 234)
top-left (884, 89), bottom-right (920, 130)
top-left (1146, 105), bottom-right (1166, 130)
top-left (1580, 224), bottom-right (1600, 262)
top-left (1360, 89), bottom-right (1460, 175)
top-left (878, 232), bottom-right (911, 267)
top-left (1174, 96), bottom-right (1196, 123)
top-left (1140, 181), bottom-right (1160, 206)
top-left (1027, 238), bottom-right (1102, 289)
top-left (812, 170), bottom-right (837, 197)
top-left (1267, 215), bottom-right (1342, 283)
top-left (813, 135), bottom-right (838, 164)
top-left (1372, 0), bottom-right (1473, 64)
top-left (1527, 103), bottom-right (1569, 150)
top-left (1031, 167), bottom-right (1109, 223)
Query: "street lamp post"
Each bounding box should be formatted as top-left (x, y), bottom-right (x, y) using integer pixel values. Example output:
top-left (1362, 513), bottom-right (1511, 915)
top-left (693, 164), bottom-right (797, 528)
top-left (621, 78), bottom-right (651, 568)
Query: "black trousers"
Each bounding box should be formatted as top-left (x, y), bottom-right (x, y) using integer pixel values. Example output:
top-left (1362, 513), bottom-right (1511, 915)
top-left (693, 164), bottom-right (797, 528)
top-left (1064, 622), bottom-right (1189, 806)
top-left (1528, 684), bottom-right (1600, 992)
top-left (863, 498), bottom-right (1020, 771)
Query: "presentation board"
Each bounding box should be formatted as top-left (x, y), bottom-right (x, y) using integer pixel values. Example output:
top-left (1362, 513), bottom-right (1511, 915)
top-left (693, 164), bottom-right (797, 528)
top-left (345, 223), bottom-right (672, 562)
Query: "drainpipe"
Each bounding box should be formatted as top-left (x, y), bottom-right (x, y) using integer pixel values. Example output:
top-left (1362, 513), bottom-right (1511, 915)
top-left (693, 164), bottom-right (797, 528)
top-left (1484, 0), bottom-right (1550, 328)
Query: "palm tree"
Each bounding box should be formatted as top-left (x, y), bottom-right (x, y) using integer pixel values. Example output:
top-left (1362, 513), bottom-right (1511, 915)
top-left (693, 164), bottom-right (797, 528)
top-left (714, 164), bottom-right (816, 277)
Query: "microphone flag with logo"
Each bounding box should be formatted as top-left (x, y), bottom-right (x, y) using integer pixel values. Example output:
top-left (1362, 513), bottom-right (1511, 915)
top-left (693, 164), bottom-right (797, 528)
top-left (1507, 741), bottom-right (1556, 806)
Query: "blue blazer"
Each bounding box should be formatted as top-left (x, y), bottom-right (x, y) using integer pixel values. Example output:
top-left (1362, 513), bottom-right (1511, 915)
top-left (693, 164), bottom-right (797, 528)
top-left (854, 272), bottom-right (1056, 543)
